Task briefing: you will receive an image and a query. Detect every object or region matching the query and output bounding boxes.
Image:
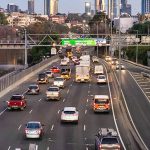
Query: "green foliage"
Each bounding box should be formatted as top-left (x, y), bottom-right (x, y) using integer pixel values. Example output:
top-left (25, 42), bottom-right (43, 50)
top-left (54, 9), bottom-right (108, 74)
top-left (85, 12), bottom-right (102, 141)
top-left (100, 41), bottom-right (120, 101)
top-left (70, 26), bottom-right (83, 34)
top-left (125, 46), bottom-right (149, 65)
top-left (0, 13), bottom-right (8, 25)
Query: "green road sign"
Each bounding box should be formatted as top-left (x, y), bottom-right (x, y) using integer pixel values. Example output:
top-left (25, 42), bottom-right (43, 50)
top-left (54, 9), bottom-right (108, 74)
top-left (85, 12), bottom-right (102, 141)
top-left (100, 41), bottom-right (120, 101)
top-left (61, 38), bottom-right (96, 46)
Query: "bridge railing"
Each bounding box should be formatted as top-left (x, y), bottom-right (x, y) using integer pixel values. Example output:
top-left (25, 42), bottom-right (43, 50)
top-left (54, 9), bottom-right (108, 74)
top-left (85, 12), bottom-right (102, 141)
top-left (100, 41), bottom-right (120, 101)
top-left (0, 55), bottom-right (59, 97)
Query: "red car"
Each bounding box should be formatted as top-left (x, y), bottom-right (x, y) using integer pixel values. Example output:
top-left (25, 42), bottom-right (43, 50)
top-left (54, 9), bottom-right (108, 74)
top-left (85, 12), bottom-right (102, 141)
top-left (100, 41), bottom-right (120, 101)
top-left (50, 66), bottom-right (60, 73)
top-left (7, 94), bottom-right (27, 110)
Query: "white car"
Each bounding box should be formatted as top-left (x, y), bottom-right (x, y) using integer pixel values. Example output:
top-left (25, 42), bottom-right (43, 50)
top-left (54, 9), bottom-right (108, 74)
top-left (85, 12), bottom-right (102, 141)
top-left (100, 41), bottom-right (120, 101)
top-left (92, 56), bottom-right (99, 63)
top-left (45, 71), bottom-right (54, 78)
top-left (53, 77), bottom-right (65, 88)
top-left (97, 75), bottom-right (107, 84)
top-left (46, 86), bottom-right (61, 100)
top-left (61, 107), bottom-right (79, 123)
top-left (60, 59), bottom-right (68, 66)
top-left (25, 121), bottom-right (44, 139)
top-left (116, 63), bottom-right (125, 70)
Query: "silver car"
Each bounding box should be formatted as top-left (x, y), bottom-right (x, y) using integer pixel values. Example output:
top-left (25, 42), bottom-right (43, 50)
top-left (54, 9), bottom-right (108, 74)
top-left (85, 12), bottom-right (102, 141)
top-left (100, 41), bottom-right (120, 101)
top-left (45, 71), bottom-right (54, 78)
top-left (46, 86), bottom-right (61, 100)
top-left (53, 77), bottom-right (65, 88)
top-left (25, 121), bottom-right (44, 139)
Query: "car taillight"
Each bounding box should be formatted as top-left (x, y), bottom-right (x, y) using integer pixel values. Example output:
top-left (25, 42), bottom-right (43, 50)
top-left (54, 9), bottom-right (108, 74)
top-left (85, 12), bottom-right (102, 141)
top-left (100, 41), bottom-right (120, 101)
top-left (99, 144), bottom-right (102, 149)
top-left (7, 101), bottom-right (10, 105)
top-left (25, 129), bottom-right (29, 133)
top-left (20, 102), bottom-right (23, 105)
top-left (117, 144), bottom-right (120, 149)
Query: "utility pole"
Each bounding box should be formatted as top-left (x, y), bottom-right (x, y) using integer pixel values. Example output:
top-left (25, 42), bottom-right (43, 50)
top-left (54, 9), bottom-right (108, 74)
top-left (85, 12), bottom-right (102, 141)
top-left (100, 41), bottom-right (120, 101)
top-left (97, 22), bottom-right (99, 57)
top-left (24, 28), bottom-right (28, 68)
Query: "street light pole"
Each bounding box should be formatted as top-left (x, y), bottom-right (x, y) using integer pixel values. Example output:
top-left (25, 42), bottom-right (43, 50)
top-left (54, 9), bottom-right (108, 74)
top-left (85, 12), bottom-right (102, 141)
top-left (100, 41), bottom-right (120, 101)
top-left (96, 22), bottom-right (99, 57)
top-left (24, 29), bottom-right (28, 68)
top-left (135, 30), bottom-right (139, 64)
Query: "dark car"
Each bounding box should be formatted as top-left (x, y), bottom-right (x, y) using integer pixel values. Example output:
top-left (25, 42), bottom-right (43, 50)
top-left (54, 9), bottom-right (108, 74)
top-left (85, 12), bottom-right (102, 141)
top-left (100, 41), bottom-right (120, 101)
top-left (95, 128), bottom-right (120, 150)
top-left (37, 73), bottom-right (49, 84)
top-left (27, 84), bottom-right (40, 95)
top-left (7, 94), bottom-right (27, 110)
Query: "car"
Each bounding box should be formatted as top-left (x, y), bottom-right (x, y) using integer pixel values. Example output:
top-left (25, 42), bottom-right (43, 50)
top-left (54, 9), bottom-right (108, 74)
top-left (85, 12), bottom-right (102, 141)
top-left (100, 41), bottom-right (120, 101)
top-left (92, 56), bottom-right (99, 63)
top-left (92, 95), bottom-right (110, 113)
top-left (27, 84), bottom-right (40, 95)
top-left (61, 68), bottom-right (71, 80)
top-left (25, 121), bottom-right (44, 139)
top-left (105, 56), bottom-right (112, 62)
top-left (116, 63), bottom-right (125, 70)
top-left (97, 75), bottom-right (107, 84)
top-left (95, 128), bottom-right (120, 150)
top-left (61, 107), bottom-right (79, 123)
top-left (7, 94), bottom-right (27, 110)
top-left (111, 58), bottom-right (118, 65)
top-left (37, 73), bottom-right (49, 84)
top-left (60, 59), bottom-right (68, 66)
top-left (46, 86), bottom-right (61, 100)
top-left (50, 66), bottom-right (60, 73)
top-left (45, 71), bottom-right (54, 78)
top-left (53, 77), bottom-right (66, 88)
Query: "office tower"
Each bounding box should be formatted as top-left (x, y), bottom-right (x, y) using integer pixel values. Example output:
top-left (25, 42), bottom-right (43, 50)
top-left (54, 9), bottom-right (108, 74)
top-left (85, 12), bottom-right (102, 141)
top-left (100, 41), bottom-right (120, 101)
top-left (141, 0), bottom-right (150, 14)
top-left (44, 0), bottom-right (58, 16)
top-left (107, 0), bottom-right (117, 18)
top-left (95, 0), bottom-right (105, 12)
top-left (7, 3), bottom-right (19, 13)
top-left (85, 2), bottom-right (91, 15)
top-left (28, 0), bottom-right (34, 14)
top-left (126, 4), bottom-right (131, 15)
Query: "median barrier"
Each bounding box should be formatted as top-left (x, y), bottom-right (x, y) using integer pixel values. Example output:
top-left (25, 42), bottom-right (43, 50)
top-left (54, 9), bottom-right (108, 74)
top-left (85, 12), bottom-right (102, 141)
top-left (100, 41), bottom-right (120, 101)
top-left (0, 56), bottom-right (59, 98)
top-left (141, 72), bottom-right (150, 78)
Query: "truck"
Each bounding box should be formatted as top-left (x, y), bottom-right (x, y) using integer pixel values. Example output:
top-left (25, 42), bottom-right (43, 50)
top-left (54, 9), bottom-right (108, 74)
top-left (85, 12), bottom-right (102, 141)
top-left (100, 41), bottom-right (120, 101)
top-left (94, 65), bottom-right (104, 75)
top-left (75, 64), bottom-right (90, 82)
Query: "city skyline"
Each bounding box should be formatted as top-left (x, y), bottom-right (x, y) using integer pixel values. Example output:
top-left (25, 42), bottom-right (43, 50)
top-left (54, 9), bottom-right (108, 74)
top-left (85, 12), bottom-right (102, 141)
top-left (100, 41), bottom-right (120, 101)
top-left (0, 0), bottom-right (140, 15)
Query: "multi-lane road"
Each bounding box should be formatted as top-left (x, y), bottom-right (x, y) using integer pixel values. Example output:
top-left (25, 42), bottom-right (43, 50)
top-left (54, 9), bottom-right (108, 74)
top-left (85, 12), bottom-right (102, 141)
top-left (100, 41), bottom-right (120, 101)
top-left (0, 50), bottom-right (150, 150)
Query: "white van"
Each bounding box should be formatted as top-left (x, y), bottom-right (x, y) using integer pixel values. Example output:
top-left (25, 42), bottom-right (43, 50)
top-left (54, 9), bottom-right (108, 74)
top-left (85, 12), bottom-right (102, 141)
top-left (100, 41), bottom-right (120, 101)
top-left (94, 65), bottom-right (104, 75)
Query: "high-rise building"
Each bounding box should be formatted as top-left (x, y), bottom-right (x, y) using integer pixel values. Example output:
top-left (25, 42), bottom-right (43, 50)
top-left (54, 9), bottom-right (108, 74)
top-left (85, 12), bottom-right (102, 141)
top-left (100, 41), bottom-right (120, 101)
top-left (7, 3), bottom-right (19, 13)
top-left (126, 4), bottom-right (131, 15)
top-left (95, 0), bottom-right (105, 12)
top-left (107, 0), bottom-right (117, 18)
top-left (28, 0), bottom-right (34, 14)
top-left (85, 2), bottom-right (91, 15)
top-left (44, 0), bottom-right (58, 16)
top-left (141, 0), bottom-right (150, 14)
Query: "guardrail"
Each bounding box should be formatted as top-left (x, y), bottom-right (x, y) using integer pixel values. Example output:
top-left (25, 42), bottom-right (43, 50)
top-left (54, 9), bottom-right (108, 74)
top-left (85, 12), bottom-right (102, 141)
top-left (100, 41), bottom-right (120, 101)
top-left (0, 55), bottom-right (59, 98)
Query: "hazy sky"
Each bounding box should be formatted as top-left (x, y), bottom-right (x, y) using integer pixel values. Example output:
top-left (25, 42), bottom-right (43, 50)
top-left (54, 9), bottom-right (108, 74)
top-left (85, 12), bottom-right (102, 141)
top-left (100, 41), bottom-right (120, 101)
top-left (0, 0), bottom-right (141, 15)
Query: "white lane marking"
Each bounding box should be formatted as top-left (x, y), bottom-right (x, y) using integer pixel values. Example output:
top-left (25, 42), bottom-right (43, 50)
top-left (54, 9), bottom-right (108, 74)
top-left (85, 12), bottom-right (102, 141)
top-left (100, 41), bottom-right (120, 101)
top-left (84, 125), bottom-right (86, 131)
top-left (89, 84), bottom-right (91, 87)
top-left (58, 110), bottom-right (60, 114)
top-left (0, 108), bottom-right (7, 116)
top-left (86, 147), bottom-right (89, 150)
top-left (18, 124), bottom-right (22, 130)
top-left (87, 99), bottom-right (89, 103)
top-left (102, 60), bottom-right (126, 150)
top-left (47, 147), bottom-right (50, 150)
top-left (38, 99), bottom-right (42, 102)
top-left (85, 110), bottom-right (87, 114)
top-left (140, 84), bottom-right (149, 87)
top-left (67, 89), bottom-right (69, 94)
top-left (63, 99), bottom-right (65, 102)
top-left (36, 145), bottom-right (38, 150)
top-left (51, 125), bottom-right (54, 131)
top-left (113, 98), bottom-right (117, 100)
top-left (22, 90), bottom-right (28, 95)
top-left (88, 91), bottom-right (90, 94)
top-left (138, 82), bottom-right (148, 84)
top-left (70, 84), bottom-right (72, 86)
top-left (8, 146), bottom-right (11, 150)
top-left (29, 110), bottom-right (32, 114)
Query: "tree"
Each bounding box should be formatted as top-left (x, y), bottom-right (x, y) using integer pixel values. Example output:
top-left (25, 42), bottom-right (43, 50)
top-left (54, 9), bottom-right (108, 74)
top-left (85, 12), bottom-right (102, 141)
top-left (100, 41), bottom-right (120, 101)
top-left (0, 13), bottom-right (8, 25)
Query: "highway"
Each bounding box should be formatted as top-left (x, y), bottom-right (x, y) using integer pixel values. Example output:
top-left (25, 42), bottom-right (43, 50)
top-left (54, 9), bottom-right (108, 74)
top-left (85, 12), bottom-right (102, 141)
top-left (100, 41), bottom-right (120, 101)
top-left (0, 57), bottom-right (116, 150)
top-left (0, 50), bottom-right (149, 150)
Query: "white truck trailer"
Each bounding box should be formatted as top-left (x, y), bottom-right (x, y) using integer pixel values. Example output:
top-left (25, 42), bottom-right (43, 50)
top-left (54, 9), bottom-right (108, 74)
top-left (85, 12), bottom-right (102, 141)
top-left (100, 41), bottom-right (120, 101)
top-left (75, 64), bottom-right (90, 82)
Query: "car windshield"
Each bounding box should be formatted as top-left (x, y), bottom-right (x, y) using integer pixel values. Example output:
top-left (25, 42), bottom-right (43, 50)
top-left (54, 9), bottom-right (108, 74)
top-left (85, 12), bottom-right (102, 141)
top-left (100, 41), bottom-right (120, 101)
top-left (29, 85), bottom-right (38, 89)
top-left (64, 111), bottom-right (76, 114)
top-left (27, 123), bottom-right (40, 129)
top-left (101, 137), bottom-right (118, 144)
top-left (55, 78), bottom-right (64, 81)
top-left (48, 87), bottom-right (59, 91)
top-left (95, 99), bottom-right (108, 104)
top-left (10, 96), bottom-right (22, 100)
top-left (39, 74), bottom-right (46, 78)
top-left (98, 76), bottom-right (105, 79)
top-left (51, 67), bottom-right (57, 69)
top-left (46, 71), bottom-right (51, 74)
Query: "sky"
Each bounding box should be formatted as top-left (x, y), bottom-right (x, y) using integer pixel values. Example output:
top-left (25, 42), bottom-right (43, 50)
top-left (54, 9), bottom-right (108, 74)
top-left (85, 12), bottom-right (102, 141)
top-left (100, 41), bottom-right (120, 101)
top-left (0, 0), bottom-right (141, 15)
